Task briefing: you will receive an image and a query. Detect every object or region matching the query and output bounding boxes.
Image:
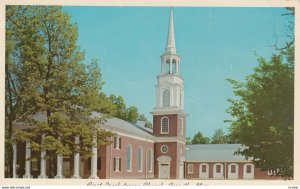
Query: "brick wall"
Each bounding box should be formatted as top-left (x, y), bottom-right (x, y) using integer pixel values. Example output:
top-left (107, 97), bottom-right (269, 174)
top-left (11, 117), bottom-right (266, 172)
top-left (92, 134), bottom-right (155, 179)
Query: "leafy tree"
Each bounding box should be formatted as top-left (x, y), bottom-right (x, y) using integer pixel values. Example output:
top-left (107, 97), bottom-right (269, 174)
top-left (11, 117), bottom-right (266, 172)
top-left (191, 132), bottom-right (210, 144)
top-left (226, 45), bottom-right (294, 178)
top-left (186, 137), bottom-right (192, 145)
top-left (126, 106), bottom-right (139, 123)
top-left (211, 129), bottom-right (227, 144)
top-left (5, 6), bottom-right (114, 177)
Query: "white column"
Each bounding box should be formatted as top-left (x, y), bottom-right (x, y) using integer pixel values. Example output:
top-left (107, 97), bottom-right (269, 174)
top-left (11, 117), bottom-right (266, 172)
top-left (71, 136), bottom-right (81, 179)
top-left (13, 143), bottom-right (18, 178)
top-left (89, 136), bottom-right (99, 179)
top-left (54, 154), bottom-right (64, 179)
top-left (23, 142), bottom-right (32, 178)
top-left (38, 135), bottom-right (47, 178)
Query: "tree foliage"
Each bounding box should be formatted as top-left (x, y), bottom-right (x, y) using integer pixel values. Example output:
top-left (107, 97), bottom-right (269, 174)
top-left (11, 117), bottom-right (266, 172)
top-left (211, 129), bottom-right (227, 144)
top-left (226, 45), bottom-right (294, 178)
top-left (191, 132), bottom-right (210, 144)
top-left (108, 94), bottom-right (148, 124)
top-left (5, 5), bottom-right (115, 177)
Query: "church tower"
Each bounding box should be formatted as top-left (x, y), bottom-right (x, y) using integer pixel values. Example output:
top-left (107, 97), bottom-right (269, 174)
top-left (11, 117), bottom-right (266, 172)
top-left (152, 9), bottom-right (186, 179)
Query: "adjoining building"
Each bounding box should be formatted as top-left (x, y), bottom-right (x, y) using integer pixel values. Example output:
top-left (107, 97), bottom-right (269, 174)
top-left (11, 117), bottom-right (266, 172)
top-left (11, 9), bottom-right (280, 180)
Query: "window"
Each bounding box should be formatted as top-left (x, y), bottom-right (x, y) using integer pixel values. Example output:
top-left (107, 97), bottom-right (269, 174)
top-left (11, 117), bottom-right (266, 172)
top-left (138, 147), bottom-right (143, 172)
top-left (246, 165), bottom-right (252, 173)
top-left (216, 165), bottom-right (221, 173)
top-left (180, 146), bottom-right (183, 155)
top-left (127, 145), bottom-right (132, 172)
top-left (113, 157), bottom-right (121, 172)
top-left (161, 145), bottom-right (168, 153)
top-left (165, 59), bottom-right (170, 74)
top-left (201, 164), bottom-right (207, 173)
top-left (172, 59), bottom-right (176, 74)
top-left (114, 136), bottom-right (121, 149)
top-left (187, 164), bottom-right (194, 174)
top-left (161, 117), bottom-right (169, 134)
top-left (231, 165), bottom-right (236, 173)
top-left (147, 149), bottom-right (153, 172)
top-left (267, 169), bottom-right (278, 176)
top-left (162, 89), bottom-right (170, 107)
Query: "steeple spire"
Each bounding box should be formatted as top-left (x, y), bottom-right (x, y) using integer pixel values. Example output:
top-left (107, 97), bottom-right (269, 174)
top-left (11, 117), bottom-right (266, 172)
top-left (165, 8), bottom-right (176, 54)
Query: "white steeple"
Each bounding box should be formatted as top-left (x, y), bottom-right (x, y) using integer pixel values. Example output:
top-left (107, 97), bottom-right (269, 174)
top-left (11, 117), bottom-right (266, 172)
top-left (154, 8), bottom-right (184, 113)
top-left (165, 8), bottom-right (176, 54)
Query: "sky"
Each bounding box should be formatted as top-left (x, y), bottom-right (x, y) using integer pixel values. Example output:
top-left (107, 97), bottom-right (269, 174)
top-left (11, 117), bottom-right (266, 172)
top-left (63, 6), bottom-right (292, 138)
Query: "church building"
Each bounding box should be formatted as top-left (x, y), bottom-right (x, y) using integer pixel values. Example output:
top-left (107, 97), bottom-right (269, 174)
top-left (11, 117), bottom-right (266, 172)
top-left (12, 9), bottom-right (281, 180)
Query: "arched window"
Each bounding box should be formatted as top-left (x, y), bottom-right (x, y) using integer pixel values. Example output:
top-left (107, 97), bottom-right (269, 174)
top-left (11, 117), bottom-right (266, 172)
top-left (161, 117), bottom-right (169, 134)
top-left (165, 59), bottom-right (170, 74)
top-left (147, 149), bottom-right (153, 172)
top-left (127, 145), bottom-right (132, 171)
top-left (172, 59), bottom-right (177, 74)
top-left (138, 147), bottom-right (143, 172)
top-left (162, 89), bottom-right (170, 107)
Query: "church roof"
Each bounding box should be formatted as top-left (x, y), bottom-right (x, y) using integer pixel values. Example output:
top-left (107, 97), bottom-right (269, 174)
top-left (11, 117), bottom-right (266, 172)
top-left (92, 112), bottom-right (156, 141)
top-left (186, 144), bottom-right (250, 162)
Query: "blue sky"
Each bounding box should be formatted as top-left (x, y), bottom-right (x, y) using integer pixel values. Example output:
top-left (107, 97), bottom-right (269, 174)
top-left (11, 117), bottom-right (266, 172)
top-left (63, 6), bottom-right (291, 138)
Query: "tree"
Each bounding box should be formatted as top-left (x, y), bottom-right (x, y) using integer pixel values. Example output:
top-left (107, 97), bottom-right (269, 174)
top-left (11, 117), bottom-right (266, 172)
top-left (5, 6), bottom-right (114, 177)
top-left (226, 45), bottom-right (294, 178)
top-left (126, 106), bottom-right (139, 123)
top-left (211, 129), bottom-right (227, 144)
top-left (191, 132), bottom-right (210, 144)
top-left (186, 137), bottom-right (192, 145)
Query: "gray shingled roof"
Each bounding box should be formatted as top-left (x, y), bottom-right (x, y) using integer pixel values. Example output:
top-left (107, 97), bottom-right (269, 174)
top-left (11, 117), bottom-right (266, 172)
top-left (186, 144), bottom-right (249, 162)
top-left (92, 112), bottom-right (156, 140)
top-left (15, 111), bottom-right (156, 140)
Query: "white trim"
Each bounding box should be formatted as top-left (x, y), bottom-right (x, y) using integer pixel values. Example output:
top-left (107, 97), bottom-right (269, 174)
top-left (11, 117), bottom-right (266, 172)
top-left (187, 164), bottom-right (194, 174)
top-left (147, 149), bottom-right (153, 173)
top-left (161, 116), bottom-right (169, 134)
top-left (138, 146), bottom-right (143, 172)
top-left (127, 145), bottom-right (132, 172)
top-left (199, 163), bottom-right (209, 179)
top-left (99, 124), bottom-right (156, 142)
top-left (156, 137), bottom-right (185, 144)
top-left (161, 145), bottom-right (169, 153)
top-left (243, 163), bottom-right (254, 179)
top-left (179, 116), bottom-right (184, 135)
top-left (114, 157), bottom-right (121, 172)
top-left (213, 163), bottom-right (224, 179)
top-left (228, 163), bottom-right (239, 179)
top-left (112, 131), bottom-right (155, 143)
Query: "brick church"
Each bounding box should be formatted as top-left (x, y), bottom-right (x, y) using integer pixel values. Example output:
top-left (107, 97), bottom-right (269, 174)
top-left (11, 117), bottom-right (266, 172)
top-left (12, 9), bottom-right (280, 180)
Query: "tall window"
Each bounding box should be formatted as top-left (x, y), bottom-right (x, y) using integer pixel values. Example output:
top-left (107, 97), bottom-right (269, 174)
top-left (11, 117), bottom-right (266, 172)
top-left (162, 89), bottom-right (170, 107)
top-left (231, 165), bottom-right (236, 173)
top-left (161, 117), bottom-right (169, 134)
top-left (113, 157), bottom-right (121, 172)
top-left (216, 165), bottom-right (221, 173)
top-left (172, 59), bottom-right (176, 74)
top-left (138, 147), bottom-right (143, 172)
top-left (147, 149), bottom-right (153, 172)
top-left (114, 136), bottom-right (121, 149)
top-left (201, 164), bottom-right (207, 173)
top-left (165, 59), bottom-right (170, 74)
top-left (188, 164), bottom-right (194, 174)
top-left (246, 165), bottom-right (252, 173)
top-left (127, 145), bottom-right (132, 172)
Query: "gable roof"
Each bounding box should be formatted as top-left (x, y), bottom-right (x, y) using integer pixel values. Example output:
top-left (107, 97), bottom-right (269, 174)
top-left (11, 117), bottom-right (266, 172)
top-left (186, 144), bottom-right (250, 162)
top-left (91, 112), bottom-right (156, 141)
